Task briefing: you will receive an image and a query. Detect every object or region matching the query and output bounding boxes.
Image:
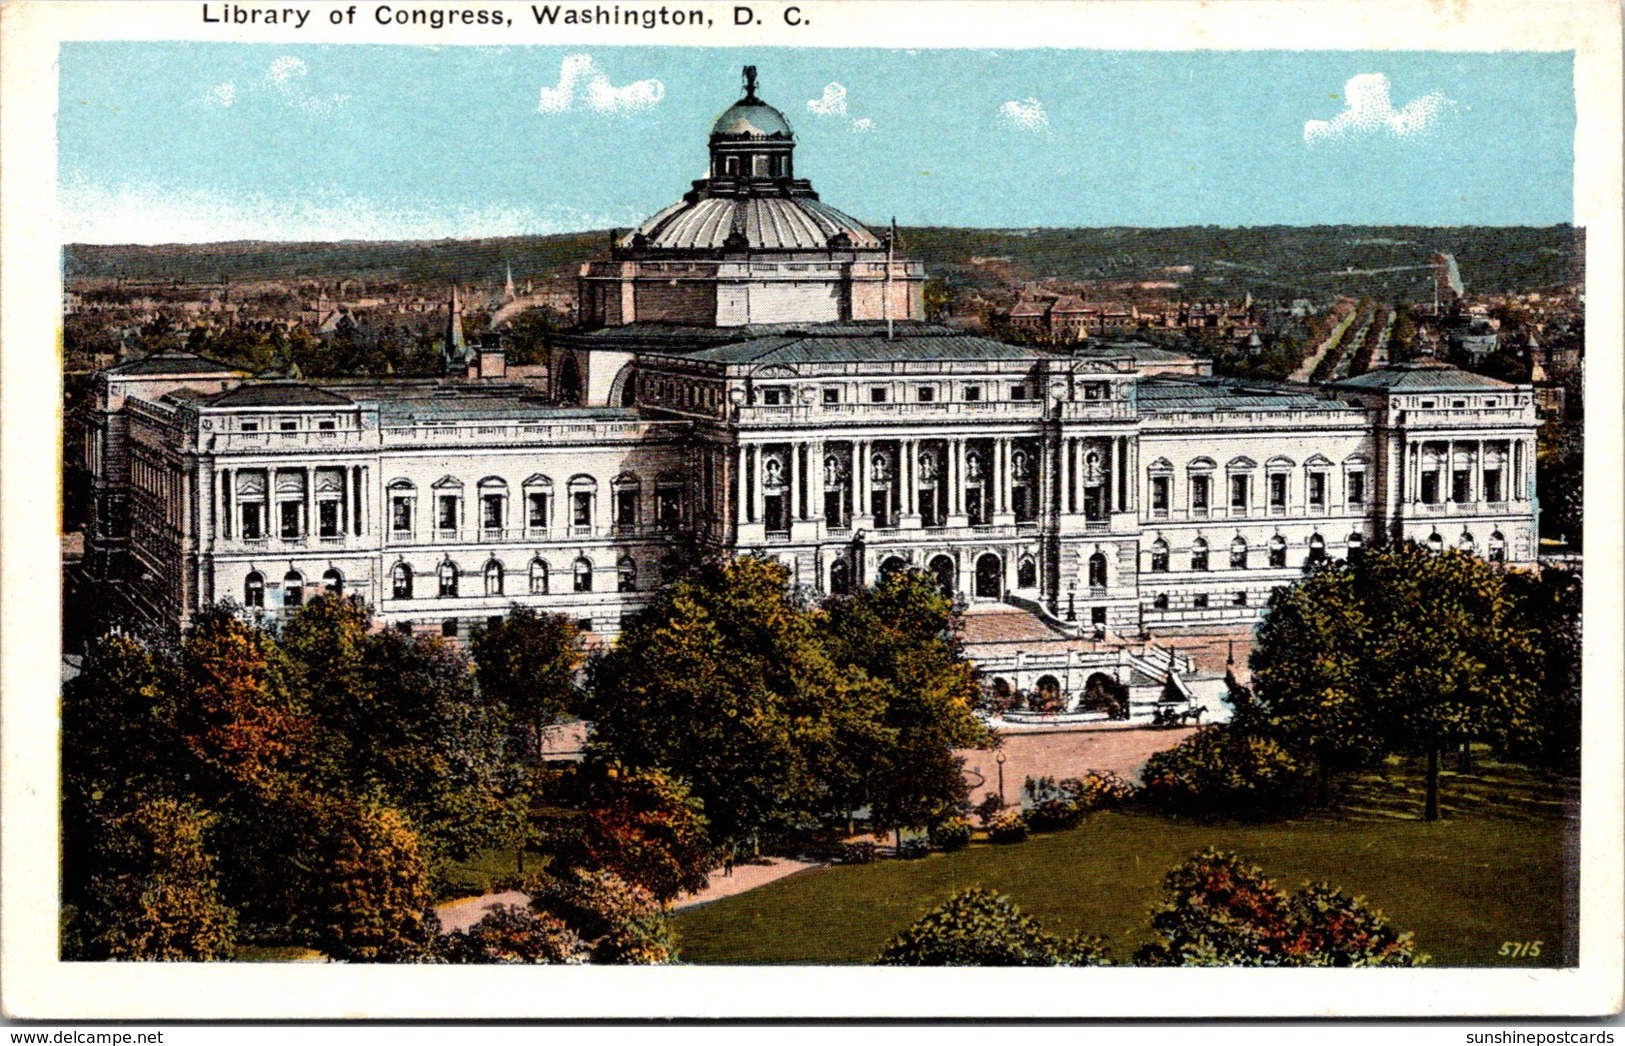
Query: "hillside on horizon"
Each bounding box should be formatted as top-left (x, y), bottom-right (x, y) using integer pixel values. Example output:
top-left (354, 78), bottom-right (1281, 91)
top-left (65, 224), bottom-right (1581, 303)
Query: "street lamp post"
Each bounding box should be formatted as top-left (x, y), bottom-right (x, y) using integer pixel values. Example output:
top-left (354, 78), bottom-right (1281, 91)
top-left (996, 751), bottom-right (1007, 808)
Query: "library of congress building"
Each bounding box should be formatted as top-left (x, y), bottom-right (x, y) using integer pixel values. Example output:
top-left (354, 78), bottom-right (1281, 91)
top-left (81, 70), bottom-right (1540, 713)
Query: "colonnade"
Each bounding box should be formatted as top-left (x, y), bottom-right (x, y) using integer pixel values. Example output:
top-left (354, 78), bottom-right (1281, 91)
top-left (1403, 437), bottom-right (1526, 506)
top-left (218, 464), bottom-right (369, 541)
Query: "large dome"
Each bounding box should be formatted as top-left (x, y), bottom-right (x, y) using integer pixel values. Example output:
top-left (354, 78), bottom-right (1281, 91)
top-left (711, 98), bottom-right (793, 139)
top-left (622, 195), bottom-right (881, 251)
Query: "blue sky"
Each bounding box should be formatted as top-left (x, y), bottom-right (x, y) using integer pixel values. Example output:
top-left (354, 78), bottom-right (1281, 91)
top-left (57, 44), bottom-right (1575, 243)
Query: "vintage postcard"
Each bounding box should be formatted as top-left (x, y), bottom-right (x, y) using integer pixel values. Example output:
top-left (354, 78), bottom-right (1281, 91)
top-left (2, 0), bottom-right (1621, 1021)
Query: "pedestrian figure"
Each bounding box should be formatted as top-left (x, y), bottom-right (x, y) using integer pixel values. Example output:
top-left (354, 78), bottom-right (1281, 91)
top-left (723, 852), bottom-right (735, 877)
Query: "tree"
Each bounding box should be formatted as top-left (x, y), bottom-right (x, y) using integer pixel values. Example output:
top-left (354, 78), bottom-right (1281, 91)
top-left (820, 567), bottom-right (993, 833)
top-left (1139, 724), bottom-right (1309, 820)
top-left (1499, 566), bottom-right (1580, 771)
top-left (532, 868), bottom-right (677, 964)
top-left (302, 797), bottom-right (439, 962)
top-left (65, 797), bottom-right (237, 961)
top-left (586, 556), bottom-right (870, 849)
top-left (1136, 849), bottom-right (1424, 967)
top-left (438, 903), bottom-right (582, 964)
top-left (876, 887), bottom-right (1109, 966)
top-left (1248, 560), bottom-right (1384, 804)
top-left (278, 594), bottom-right (373, 780)
top-left (1358, 544), bottom-right (1542, 820)
top-left (547, 762), bottom-right (712, 903)
top-left (470, 607), bottom-right (583, 760)
top-left (175, 607), bottom-right (310, 794)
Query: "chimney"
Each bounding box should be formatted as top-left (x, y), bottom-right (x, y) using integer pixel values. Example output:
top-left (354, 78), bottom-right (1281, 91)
top-left (477, 331), bottom-right (507, 380)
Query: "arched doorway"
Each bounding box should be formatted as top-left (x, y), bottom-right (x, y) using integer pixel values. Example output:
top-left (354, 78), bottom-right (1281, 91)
top-left (828, 558), bottom-right (851, 595)
top-left (974, 553), bottom-right (1003, 599)
top-left (1080, 672), bottom-right (1129, 720)
top-left (879, 555), bottom-right (908, 578)
top-left (929, 554), bottom-right (957, 597)
top-left (1017, 556), bottom-right (1037, 589)
top-left (1033, 675), bottom-right (1064, 714)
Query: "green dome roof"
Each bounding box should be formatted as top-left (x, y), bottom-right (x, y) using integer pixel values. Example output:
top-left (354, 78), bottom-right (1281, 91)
top-left (711, 97), bottom-right (793, 139)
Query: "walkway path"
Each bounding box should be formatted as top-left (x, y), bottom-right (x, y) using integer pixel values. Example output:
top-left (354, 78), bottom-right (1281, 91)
top-left (673, 856), bottom-right (825, 910)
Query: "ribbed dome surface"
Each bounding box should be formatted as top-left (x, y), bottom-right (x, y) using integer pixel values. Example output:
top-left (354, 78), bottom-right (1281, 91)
top-left (623, 195), bottom-right (881, 251)
top-left (711, 99), bottom-right (793, 138)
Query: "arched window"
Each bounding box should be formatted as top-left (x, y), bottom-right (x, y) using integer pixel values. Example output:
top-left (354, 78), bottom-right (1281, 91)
top-left (283, 570), bottom-right (305, 608)
top-left (1088, 551), bottom-right (1107, 590)
top-left (1347, 531), bottom-right (1365, 563)
top-left (1488, 530), bottom-right (1506, 564)
top-left (529, 558), bottom-right (549, 594)
top-left (438, 560), bottom-right (459, 598)
top-left (244, 571), bottom-right (265, 608)
top-left (573, 557), bottom-right (593, 593)
top-left (1267, 534), bottom-right (1287, 567)
top-left (880, 555), bottom-right (908, 577)
top-left (1307, 533), bottom-right (1327, 564)
top-left (1427, 531), bottom-right (1444, 554)
top-left (829, 558), bottom-right (851, 596)
top-left (1459, 531), bottom-right (1476, 554)
top-left (1150, 539), bottom-right (1170, 573)
top-left (929, 555), bottom-right (957, 597)
top-left (392, 562), bottom-right (413, 600)
top-left (322, 568), bottom-right (343, 595)
top-left (1230, 536), bottom-right (1248, 569)
top-left (617, 556), bottom-right (637, 593)
top-left (442, 618), bottom-right (459, 638)
top-left (974, 553), bottom-right (1003, 599)
top-left (1017, 557), bottom-right (1038, 589)
top-left (1190, 538), bottom-right (1209, 572)
top-left (484, 559), bottom-right (504, 596)
top-left (1152, 593), bottom-right (1169, 610)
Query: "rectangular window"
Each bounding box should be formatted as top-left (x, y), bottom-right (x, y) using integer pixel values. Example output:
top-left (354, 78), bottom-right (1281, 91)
top-left (1420, 399), bottom-right (1436, 409)
top-left (761, 387), bottom-right (786, 406)
top-left (318, 500), bottom-right (340, 538)
top-left (240, 502), bottom-right (264, 539)
top-left (1009, 385), bottom-right (1027, 401)
top-left (317, 420), bottom-right (336, 431)
top-left (1230, 475), bottom-right (1251, 513)
top-left (391, 497), bottom-right (413, 534)
top-left (964, 386), bottom-right (982, 402)
top-left (241, 421), bottom-right (260, 433)
top-left (1269, 473), bottom-right (1288, 509)
top-left (437, 495), bottom-right (459, 532)
top-left (1083, 382), bottom-right (1109, 401)
top-left (527, 492), bottom-right (550, 530)
top-left (1233, 591), bottom-right (1248, 607)
top-left (1348, 472), bottom-right (1366, 506)
top-left (1308, 473), bottom-right (1326, 509)
top-left (869, 387), bottom-right (889, 404)
top-left (279, 420), bottom-right (297, 432)
top-left (1151, 476), bottom-right (1170, 516)
top-left (279, 500), bottom-right (302, 539)
top-left (1452, 470), bottom-right (1471, 504)
top-left (1190, 475), bottom-right (1210, 513)
top-left (1483, 469), bottom-right (1503, 503)
top-left (481, 494), bottom-right (503, 530)
top-left (656, 489), bottom-right (681, 531)
top-left (822, 388), bottom-right (840, 405)
top-left (917, 386), bottom-right (935, 403)
top-left (1192, 594), bottom-right (1209, 609)
top-left (572, 491), bottom-right (593, 527)
top-left (1421, 471), bottom-right (1440, 504)
top-left (616, 488), bottom-right (639, 529)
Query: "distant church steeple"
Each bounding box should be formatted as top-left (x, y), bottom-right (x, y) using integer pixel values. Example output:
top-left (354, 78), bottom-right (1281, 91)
top-left (443, 285), bottom-right (468, 370)
top-left (504, 264), bottom-right (516, 299)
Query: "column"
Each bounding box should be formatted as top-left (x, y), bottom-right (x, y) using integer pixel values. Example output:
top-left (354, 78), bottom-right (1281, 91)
top-left (222, 468), bottom-right (234, 539)
top-left (993, 439), bottom-right (1006, 513)
top-left (360, 466), bottom-right (369, 538)
top-left (1060, 437), bottom-right (1072, 515)
top-left (1474, 439), bottom-right (1485, 506)
top-left (736, 444), bottom-right (749, 525)
top-left (1446, 439), bottom-right (1456, 507)
top-left (808, 440), bottom-right (825, 523)
top-left (268, 466), bottom-right (279, 539)
top-left (1514, 439), bottom-right (1526, 500)
top-left (856, 440), bottom-right (872, 523)
top-left (303, 466), bottom-right (316, 539)
top-left (751, 446), bottom-right (766, 524)
top-left (789, 441), bottom-right (802, 521)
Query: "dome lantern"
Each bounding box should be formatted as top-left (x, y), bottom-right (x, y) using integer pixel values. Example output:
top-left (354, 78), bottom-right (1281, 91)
top-left (708, 65), bottom-right (796, 187)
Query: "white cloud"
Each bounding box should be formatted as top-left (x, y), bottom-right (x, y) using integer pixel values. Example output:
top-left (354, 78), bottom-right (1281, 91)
top-left (998, 97), bottom-right (1049, 133)
top-left (1304, 73), bottom-right (1453, 145)
top-left (807, 82), bottom-right (848, 118)
top-left (200, 82), bottom-right (236, 108)
top-left (262, 55), bottom-right (348, 116)
top-left (806, 81), bottom-right (876, 133)
top-left (58, 177), bottom-right (645, 244)
top-left (538, 54), bottom-right (664, 116)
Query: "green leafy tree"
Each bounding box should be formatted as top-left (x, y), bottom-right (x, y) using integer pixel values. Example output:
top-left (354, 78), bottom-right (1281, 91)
top-left (819, 567), bottom-right (993, 833)
top-left (278, 593), bottom-right (373, 780)
top-left (532, 868), bottom-right (677, 964)
top-left (1248, 560), bottom-right (1384, 804)
top-left (586, 556), bottom-right (871, 849)
top-left (65, 797), bottom-right (237, 961)
top-left (876, 887), bottom-right (1109, 966)
top-left (548, 762), bottom-right (712, 903)
top-left (1357, 544), bottom-right (1542, 820)
top-left (1136, 849), bottom-right (1424, 967)
top-left (470, 606), bottom-right (583, 760)
top-left (1500, 567), bottom-right (1581, 771)
top-left (1139, 724), bottom-right (1309, 820)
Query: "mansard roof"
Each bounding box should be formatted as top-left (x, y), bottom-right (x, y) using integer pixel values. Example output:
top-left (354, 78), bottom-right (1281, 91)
top-left (1328, 360), bottom-right (1520, 393)
top-left (650, 327), bottom-right (1064, 367)
top-left (1136, 376), bottom-right (1352, 414)
top-left (106, 349), bottom-right (244, 378)
top-left (205, 382), bottom-right (354, 408)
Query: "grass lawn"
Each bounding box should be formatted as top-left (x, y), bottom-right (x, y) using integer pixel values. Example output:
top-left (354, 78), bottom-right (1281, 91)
top-left (672, 754), bottom-right (1577, 967)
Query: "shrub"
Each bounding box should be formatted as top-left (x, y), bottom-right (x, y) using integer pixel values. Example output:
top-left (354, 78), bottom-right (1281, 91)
top-left (1139, 724), bottom-right (1310, 819)
top-left (973, 792), bottom-right (1005, 826)
top-left (839, 840), bottom-right (878, 864)
top-left (985, 810), bottom-right (1028, 844)
top-left (928, 817), bottom-right (973, 852)
top-left (1135, 848), bottom-right (1426, 967)
top-left (1022, 797), bottom-right (1083, 833)
top-left (896, 837), bottom-right (930, 860)
top-left (438, 903), bottom-right (584, 965)
top-left (532, 868), bottom-right (676, 965)
top-left (1063, 770), bottom-right (1136, 812)
top-left (876, 887), bottom-right (1110, 966)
